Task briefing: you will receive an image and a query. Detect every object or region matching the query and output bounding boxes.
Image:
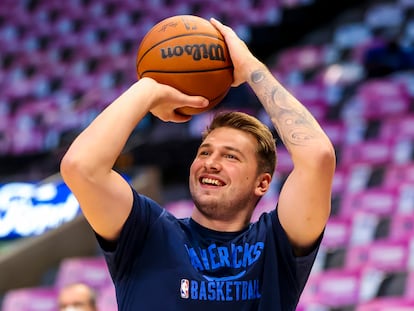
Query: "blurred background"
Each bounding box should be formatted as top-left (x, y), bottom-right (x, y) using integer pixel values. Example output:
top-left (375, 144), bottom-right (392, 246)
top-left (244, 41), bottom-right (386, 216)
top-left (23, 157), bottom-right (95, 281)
top-left (1, 0), bottom-right (414, 310)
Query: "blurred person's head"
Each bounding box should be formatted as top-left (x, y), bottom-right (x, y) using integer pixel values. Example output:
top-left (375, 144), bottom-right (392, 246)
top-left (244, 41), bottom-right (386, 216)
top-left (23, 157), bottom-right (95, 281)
top-left (58, 283), bottom-right (97, 311)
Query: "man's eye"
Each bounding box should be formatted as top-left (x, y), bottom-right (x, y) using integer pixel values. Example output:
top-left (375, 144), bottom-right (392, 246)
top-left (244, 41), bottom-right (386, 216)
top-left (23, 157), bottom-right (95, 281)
top-left (225, 154), bottom-right (236, 159)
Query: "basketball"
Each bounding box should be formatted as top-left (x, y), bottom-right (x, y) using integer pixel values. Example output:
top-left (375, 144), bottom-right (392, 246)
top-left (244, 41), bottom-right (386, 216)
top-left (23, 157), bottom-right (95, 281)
top-left (136, 15), bottom-right (234, 115)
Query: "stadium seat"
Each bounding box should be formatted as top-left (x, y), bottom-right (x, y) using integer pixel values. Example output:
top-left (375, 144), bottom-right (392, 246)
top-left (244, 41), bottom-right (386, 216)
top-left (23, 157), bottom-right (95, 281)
top-left (2, 286), bottom-right (57, 311)
top-left (287, 82), bottom-right (329, 121)
top-left (333, 22), bottom-right (372, 50)
top-left (382, 163), bottom-right (414, 189)
top-left (274, 45), bottom-right (327, 74)
top-left (364, 3), bottom-right (405, 30)
top-left (165, 199), bottom-right (194, 218)
top-left (55, 256), bottom-right (113, 291)
top-left (380, 114), bottom-right (414, 142)
top-left (348, 211), bottom-right (382, 246)
top-left (306, 268), bottom-right (365, 308)
top-left (96, 284), bottom-right (117, 311)
top-left (339, 140), bottom-right (394, 168)
top-left (388, 213), bottom-right (414, 240)
top-left (356, 297), bottom-right (414, 311)
top-left (340, 187), bottom-right (399, 218)
top-left (354, 78), bottom-right (411, 120)
top-left (319, 120), bottom-right (346, 147)
top-left (345, 237), bottom-right (413, 273)
top-left (323, 216), bottom-right (353, 249)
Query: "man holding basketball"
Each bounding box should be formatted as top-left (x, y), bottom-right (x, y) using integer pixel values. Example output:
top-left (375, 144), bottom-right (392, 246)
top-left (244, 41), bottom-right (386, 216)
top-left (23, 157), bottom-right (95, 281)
top-left (61, 18), bottom-right (335, 311)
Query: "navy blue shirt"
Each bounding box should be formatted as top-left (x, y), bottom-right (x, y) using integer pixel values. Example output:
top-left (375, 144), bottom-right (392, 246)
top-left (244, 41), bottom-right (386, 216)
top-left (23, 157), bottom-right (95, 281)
top-left (97, 189), bottom-right (321, 310)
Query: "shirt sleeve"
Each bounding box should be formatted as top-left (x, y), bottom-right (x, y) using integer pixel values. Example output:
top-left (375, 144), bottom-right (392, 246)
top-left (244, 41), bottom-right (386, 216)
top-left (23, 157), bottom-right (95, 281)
top-left (270, 208), bottom-right (322, 294)
top-left (95, 187), bottom-right (165, 281)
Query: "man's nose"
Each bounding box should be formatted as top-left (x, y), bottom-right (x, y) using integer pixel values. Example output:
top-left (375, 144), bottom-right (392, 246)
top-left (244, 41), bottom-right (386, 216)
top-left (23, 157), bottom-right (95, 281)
top-left (204, 154), bottom-right (221, 171)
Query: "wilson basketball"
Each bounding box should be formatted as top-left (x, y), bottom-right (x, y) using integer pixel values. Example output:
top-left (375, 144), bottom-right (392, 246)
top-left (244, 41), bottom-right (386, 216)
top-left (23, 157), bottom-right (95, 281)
top-left (136, 15), bottom-right (234, 115)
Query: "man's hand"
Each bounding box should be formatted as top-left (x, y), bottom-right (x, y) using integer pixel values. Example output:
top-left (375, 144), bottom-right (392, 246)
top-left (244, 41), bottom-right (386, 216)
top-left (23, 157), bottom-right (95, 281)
top-left (144, 77), bottom-right (209, 122)
top-left (210, 18), bottom-right (263, 87)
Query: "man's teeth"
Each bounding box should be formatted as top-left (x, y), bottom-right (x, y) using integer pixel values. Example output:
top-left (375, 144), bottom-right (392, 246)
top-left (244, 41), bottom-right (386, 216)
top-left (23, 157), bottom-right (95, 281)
top-left (201, 178), bottom-right (222, 186)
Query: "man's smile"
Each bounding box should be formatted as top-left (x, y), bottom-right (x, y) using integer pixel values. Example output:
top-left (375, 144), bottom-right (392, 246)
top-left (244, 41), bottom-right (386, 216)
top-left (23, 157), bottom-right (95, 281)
top-left (200, 177), bottom-right (226, 186)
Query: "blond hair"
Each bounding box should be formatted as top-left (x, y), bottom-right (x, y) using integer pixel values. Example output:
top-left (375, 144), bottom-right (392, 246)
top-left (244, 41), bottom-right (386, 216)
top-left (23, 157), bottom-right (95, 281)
top-left (202, 111), bottom-right (276, 176)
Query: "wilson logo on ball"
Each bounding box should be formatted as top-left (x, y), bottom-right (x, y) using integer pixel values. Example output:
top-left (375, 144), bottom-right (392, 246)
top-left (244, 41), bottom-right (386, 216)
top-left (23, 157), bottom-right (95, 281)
top-left (160, 43), bottom-right (227, 62)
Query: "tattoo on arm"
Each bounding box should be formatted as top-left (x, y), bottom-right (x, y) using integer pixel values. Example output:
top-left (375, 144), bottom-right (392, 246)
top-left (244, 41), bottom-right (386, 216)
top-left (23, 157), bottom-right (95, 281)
top-left (250, 69), bottom-right (322, 147)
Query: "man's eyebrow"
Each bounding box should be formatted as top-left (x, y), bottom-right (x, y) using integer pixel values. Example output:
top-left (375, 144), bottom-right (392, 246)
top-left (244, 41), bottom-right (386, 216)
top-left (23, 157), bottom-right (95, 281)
top-left (198, 143), bottom-right (245, 157)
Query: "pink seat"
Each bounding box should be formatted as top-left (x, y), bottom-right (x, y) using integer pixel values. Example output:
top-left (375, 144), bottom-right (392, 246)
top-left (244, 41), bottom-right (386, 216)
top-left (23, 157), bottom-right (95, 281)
top-left (308, 268), bottom-right (364, 307)
top-left (345, 237), bottom-right (412, 272)
top-left (2, 286), bottom-right (57, 311)
top-left (274, 146), bottom-right (293, 175)
top-left (356, 297), bottom-right (414, 311)
top-left (331, 168), bottom-right (350, 196)
top-left (165, 200), bottom-right (194, 218)
top-left (389, 213), bottom-right (414, 240)
top-left (323, 216), bottom-right (352, 249)
top-left (55, 256), bottom-right (112, 291)
top-left (252, 193), bottom-right (278, 222)
top-left (354, 78), bottom-right (411, 120)
top-left (380, 114), bottom-right (414, 141)
top-left (287, 82), bottom-right (329, 120)
top-left (97, 284), bottom-right (117, 311)
top-left (297, 273), bottom-right (323, 309)
top-left (339, 140), bottom-right (394, 167)
top-left (275, 45), bottom-right (327, 74)
top-left (340, 187), bottom-right (399, 217)
top-left (348, 211), bottom-right (383, 246)
top-left (319, 120), bottom-right (346, 148)
top-left (383, 163), bottom-right (414, 190)
top-left (403, 270), bottom-right (414, 298)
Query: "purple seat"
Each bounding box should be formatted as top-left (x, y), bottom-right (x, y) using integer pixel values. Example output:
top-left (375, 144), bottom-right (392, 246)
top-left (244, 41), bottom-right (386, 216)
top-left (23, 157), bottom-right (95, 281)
top-left (55, 256), bottom-right (112, 291)
top-left (339, 140), bottom-right (394, 167)
top-left (323, 216), bottom-right (352, 249)
top-left (8, 118), bottom-right (45, 155)
top-left (353, 78), bottom-right (411, 120)
top-left (356, 297), bottom-right (414, 311)
top-left (340, 187), bottom-right (399, 218)
top-left (274, 146), bottom-right (293, 175)
top-left (383, 163), bottom-right (414, 190)
top-left (252, 193), bottom-right (278, 222)
top-left (389, 213), bottom-right (414, 240)
top-left (345, 237), bottom-right (412, 273)
top-left (308, 268), bottom-right (364, 307)
top-left (275, 45), bottom-right (327, 75)
top-left (380, 114), bottom-right (414, 141)
top-left (288, 82), bottom-right (329, 120)
top-left (165, 199), bottom-right (194, 218)
top-left (97, 284), bottom-right (118, 311)
top-left (319, 120), bottom-right (346, 148)
top-left (2, 286), bottom-right (58, 311)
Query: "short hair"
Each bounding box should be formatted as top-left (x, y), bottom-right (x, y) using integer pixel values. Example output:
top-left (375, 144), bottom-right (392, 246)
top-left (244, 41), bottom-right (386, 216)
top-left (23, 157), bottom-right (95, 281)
top-left (202, 111), bottom-right (276, 176)
top-left (59, 283), bottom-right (97, 309)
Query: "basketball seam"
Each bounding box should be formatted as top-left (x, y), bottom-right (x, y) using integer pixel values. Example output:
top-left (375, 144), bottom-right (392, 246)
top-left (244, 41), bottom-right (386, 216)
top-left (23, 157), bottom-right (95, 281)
top-left (140, 66), bottom-right (234, 76)
top-left (136, 33), bottom-right (227, 69)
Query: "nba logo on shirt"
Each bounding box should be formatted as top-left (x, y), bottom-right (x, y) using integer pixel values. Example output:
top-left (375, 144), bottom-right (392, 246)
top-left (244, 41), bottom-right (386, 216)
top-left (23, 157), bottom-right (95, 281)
top-left (180, 279), bottom-right (189, 299)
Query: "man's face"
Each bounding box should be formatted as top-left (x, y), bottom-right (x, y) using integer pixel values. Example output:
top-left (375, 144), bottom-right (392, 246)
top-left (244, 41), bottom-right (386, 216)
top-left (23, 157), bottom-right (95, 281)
top-left (189, 127), bottom-right (262, 220)
top-left (58, 285), bottom-right (95, 311)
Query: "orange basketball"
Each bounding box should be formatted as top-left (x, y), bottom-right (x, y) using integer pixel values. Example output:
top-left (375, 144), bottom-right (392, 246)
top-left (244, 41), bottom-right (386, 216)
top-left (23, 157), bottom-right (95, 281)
top-left (136, 15), bottom-right (234, 116)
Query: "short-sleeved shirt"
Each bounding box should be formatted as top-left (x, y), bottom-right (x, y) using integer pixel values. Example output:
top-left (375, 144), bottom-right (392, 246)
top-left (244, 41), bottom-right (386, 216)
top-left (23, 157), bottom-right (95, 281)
top-left (97, 188), bottom-right (321, 310)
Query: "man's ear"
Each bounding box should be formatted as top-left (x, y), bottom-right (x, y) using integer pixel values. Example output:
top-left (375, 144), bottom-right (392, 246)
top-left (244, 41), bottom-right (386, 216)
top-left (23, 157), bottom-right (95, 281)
top-left (255, 173), bottom-right (272, 196)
